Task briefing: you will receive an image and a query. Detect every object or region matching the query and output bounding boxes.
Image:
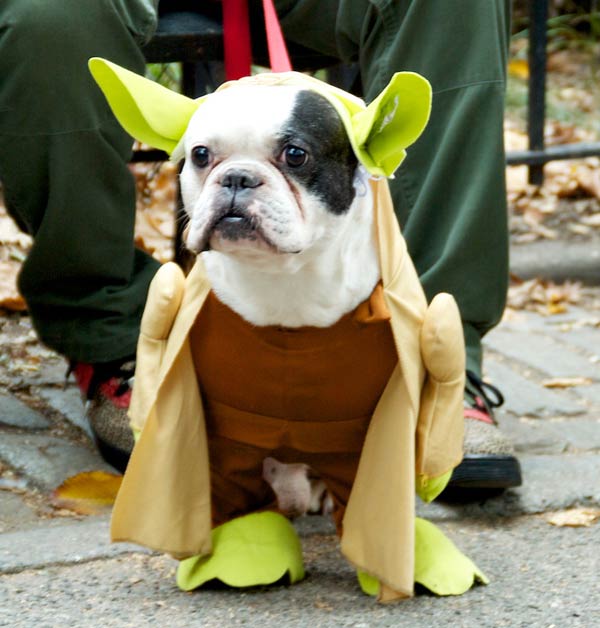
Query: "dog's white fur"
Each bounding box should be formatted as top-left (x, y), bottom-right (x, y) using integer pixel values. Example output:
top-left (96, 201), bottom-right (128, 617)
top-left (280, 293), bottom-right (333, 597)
top-left (180, 84), bottom-right (380, 328)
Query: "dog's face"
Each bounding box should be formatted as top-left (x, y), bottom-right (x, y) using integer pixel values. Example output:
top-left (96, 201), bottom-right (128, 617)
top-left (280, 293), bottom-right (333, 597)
top-left (181, 85), bottom-right (358, 266)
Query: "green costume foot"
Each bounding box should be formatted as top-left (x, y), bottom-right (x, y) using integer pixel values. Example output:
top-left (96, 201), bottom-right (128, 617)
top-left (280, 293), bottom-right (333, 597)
top-left (358, 517), bottom-right (488, 597)
top-left (416, 470), bottom-right (453, 503)
top-left (176, 512), bottom-right (305, 591)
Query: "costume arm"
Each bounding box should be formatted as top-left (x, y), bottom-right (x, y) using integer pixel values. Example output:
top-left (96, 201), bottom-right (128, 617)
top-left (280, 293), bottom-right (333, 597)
top-left (128, 262), bottom-right (185, 432)
top-left (415, 293), bottom-right (466, 502)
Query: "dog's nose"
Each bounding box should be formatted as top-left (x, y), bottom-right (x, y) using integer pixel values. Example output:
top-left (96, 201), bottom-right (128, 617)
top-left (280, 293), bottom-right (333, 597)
top-left (221, 169), bottom-right (262, 190)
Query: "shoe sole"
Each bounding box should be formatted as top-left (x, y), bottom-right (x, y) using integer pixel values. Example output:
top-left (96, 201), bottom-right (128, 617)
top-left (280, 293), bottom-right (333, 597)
top-left (95, 435), bottom-right (131, 474)
top-left (447, 454), bottom-right (522, 489)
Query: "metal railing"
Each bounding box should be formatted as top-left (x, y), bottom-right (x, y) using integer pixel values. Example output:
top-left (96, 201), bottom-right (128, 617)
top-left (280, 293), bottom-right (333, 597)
top-left (137, 1), bottom-right (600, 185)
top-left (506, 0), bottom-right (600, 184)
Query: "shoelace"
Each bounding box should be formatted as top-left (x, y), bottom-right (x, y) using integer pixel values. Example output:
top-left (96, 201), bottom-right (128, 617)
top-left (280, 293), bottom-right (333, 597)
top-left (464, 370), bottom-right (504, 425)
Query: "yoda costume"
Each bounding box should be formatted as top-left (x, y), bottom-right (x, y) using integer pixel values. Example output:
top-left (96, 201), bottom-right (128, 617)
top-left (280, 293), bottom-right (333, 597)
top-left (90, 59), bottom-right (487, 602)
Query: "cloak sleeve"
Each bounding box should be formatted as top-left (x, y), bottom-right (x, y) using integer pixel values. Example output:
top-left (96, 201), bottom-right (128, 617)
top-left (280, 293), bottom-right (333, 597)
top-left (112, 261), bottom-right (214, 558)
top-left (129, 262), bottom-right (186, 432)
top-left (416, 292), bottom-right (465, 490)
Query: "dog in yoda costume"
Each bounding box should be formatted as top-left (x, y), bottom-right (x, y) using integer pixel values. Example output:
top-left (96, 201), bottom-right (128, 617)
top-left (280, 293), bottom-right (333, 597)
top-left (89, 58), bottom-right (488, 603)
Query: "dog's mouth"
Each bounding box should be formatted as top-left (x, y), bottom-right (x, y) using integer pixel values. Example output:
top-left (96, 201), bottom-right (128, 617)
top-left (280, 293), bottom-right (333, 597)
top-left (196, 206), bottom-right (265, 252)
top-left (214, 209), bottom-right (252, 229)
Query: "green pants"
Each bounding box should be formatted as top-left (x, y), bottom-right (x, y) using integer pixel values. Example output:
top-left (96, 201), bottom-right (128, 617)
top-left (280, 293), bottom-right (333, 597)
top-left (0, 0), bottom-right (160, 363)
top-left (0, 0), bottom-right (509, 373)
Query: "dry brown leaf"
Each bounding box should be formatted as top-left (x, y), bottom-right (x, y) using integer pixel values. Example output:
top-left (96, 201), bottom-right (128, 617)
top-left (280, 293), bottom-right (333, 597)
top-left (51, 470), bottom-right (122, 515)
top-left (545, 121), bottom-right (584, 147)
top-left (314, 600), bottom-right (334, 611)
top-left (532, 224), bottom-right (558, 240)
top-left (581, 214), bottom-right (600, 228)
top-left (575, 168), bottom-right (600, 200)
top-left (547, 508), bottom-right (600, 528)
top-left (567, 223), bottom-right (592, 236)
top-left (507, 278), bottom-right (583, 313)
top-left (504, 126), bottom-right (528, 151)
top-left (542, 377), bottom-right (592, 389)
top-left (0, 210), bottom-right (32, 249)
top-left (131, 160), bottom-right (178, 263)
top-left (547, 281), bottom-right (583, 305)
top-left (0, 260), bottom-right (26, 311)
top-left (546, 50), bottom-right (584, 75)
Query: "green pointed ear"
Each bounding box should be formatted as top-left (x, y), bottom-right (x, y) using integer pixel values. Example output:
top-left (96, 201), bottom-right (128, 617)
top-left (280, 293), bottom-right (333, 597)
top-left (88, 57), bottom-right (202, 155)
top-left (351, 72), bottom-right (432, 177)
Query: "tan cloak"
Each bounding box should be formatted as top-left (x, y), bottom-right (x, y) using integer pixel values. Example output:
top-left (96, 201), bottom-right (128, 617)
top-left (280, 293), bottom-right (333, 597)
top-left (111, 177), bottom-right (465, 602)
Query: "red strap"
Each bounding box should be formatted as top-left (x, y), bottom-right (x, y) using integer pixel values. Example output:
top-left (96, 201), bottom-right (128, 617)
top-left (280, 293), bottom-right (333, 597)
top-left (222, 0), bottom-right (292, 80)
top-left (262, 0), bottom-right (292, 72)
top-left (222, 0), bottom-right (252, 80)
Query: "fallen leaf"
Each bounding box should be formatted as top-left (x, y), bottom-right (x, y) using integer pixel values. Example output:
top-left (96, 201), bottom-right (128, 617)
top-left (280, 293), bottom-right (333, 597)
top-left (575, 168), bottom-right (600, 200)
top-left (546, 50), bottom-right (587, 76)
top-left (131, 159), bottom-right (178, 264)
top-left (547, 508), bottom-right (600, 527)
top-left (0, 206), bottom-right (32, 249)
top-left (51, 470), bottom-right (122, 515)
top-left (581, 213), bottom-right (600, 227)
top-left (545, 121), bottom-right (584, 147)
top-left (0, 261), bottom-right (26, 311)
top-left (508, 58), bottom-right (529, 80)
top-left (507, 278), bottom-right (583, 313)
top-left (546, 302), bottom-right (567, 315)
top-left (314, 600), bottom-right (334, 611)
top-left (567, 223), bottom-right (592, 236)
top-left (542, 377), bottom-right (592, 389)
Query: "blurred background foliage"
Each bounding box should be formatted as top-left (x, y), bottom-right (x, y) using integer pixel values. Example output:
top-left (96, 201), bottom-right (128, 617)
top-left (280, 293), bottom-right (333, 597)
top-left (507, 0), bottom-right (599, 137)
top-left (512, 0), bottom-right (600, 47)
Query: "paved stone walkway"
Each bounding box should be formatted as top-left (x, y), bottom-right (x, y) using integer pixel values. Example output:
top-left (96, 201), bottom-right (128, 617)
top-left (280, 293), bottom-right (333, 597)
top-left (0, 287), bottom-right (599, 626)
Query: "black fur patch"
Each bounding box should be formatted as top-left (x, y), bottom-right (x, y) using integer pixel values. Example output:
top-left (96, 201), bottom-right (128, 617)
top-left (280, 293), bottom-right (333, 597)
top-left (278, 90), bottom-right (358, 214)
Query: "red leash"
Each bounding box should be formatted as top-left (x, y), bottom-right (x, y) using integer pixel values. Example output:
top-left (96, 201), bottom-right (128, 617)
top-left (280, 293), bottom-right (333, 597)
top-left (261, 0), bottom-right (292, 72)
top-left (222, 0), bottom-right (292, 80)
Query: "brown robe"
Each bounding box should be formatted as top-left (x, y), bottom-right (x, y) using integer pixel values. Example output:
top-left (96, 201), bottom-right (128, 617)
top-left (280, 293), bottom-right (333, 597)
top-left (190, 286), bottom-right (396, 529)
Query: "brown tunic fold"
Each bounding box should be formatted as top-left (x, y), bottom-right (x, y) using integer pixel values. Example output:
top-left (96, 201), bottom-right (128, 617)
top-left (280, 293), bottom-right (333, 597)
top-left (189, 287), bottom-right (397, 528)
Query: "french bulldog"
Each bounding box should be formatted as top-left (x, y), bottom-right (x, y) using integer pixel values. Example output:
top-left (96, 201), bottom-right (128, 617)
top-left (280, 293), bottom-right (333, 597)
top-left (181, 83), bottom-right (379, 328)
top-left (91, 62), bottom-right (481, 599)
top-left (178, 83), bottom-right (381, 516)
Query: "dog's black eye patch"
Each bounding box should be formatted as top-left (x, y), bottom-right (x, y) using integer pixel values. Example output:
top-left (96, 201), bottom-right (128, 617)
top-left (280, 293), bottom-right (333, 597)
top-left (279, 90), bottom-right (358, 214)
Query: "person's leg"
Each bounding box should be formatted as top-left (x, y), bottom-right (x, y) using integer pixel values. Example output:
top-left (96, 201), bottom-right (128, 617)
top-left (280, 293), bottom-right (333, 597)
top-left (276, 0), bottom-right (520, 488)
top-left (277, 0), bottom-right (510, 376)
top-left (0, 0), bottom-right (160, 364)
top-left (0, 0), bottom-right (161, 470)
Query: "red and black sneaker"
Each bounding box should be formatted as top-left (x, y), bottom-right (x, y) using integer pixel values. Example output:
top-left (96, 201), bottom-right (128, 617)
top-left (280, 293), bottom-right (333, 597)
top-left (71, 358), bottom-right (135, 473)
top-left (447, 371), bottom-right (522, 490)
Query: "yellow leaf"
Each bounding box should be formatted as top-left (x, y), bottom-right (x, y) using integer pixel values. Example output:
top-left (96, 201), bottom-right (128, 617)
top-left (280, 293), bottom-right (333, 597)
top-left (547, 508), bottom-right (600, 528)
top-left (546, 302), bottom-right (567, 315)
top-left (542, 377), bottom-right (592, 389)
top-left (508, 59), bottom-right (529, 80)
top-left (51, 470), bottom-right (123, 515)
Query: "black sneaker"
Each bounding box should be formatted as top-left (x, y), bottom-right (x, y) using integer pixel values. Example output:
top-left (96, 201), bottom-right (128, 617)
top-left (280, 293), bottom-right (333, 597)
top-left (447, 371), bottom-right (522, 490)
